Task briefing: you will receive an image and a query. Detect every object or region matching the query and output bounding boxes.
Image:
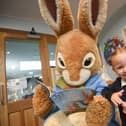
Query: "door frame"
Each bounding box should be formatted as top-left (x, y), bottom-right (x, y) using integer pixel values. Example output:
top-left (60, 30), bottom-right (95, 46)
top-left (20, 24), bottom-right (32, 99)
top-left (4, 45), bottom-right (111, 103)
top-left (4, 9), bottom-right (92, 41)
top-left (0, 29), bottom-right (56, 126)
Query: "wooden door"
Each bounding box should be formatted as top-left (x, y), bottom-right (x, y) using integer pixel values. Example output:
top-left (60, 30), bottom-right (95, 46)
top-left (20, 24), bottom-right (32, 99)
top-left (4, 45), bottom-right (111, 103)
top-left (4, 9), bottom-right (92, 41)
top-left (0, 29), bottom-right (56, 126)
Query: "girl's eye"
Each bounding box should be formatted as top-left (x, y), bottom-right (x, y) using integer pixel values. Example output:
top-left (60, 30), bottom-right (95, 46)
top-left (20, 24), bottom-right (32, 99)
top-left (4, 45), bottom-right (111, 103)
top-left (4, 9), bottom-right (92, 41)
top-left (57, 52), bottom-right (66, 69)
top-left (82, 52), bottom-right (95, 68)
top-left (116, 66), bottom-right (124, 70)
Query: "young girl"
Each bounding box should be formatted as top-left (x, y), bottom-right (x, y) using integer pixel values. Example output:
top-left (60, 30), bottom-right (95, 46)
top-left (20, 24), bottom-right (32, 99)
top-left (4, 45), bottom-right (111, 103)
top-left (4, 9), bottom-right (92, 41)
top-left (102, 37), bottom-right (126, 126)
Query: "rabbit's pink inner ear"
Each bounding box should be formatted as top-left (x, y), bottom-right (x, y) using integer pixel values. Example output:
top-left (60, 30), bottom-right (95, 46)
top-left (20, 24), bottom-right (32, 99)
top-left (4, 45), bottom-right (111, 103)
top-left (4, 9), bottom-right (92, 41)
top-left (45, 0), bottom-right (57, 22)
top-left (91, 0), bottom-right (99, 25)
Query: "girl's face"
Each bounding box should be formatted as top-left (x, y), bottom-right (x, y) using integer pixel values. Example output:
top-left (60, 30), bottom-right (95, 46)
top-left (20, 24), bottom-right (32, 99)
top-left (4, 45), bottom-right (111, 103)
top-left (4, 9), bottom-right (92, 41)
top-left (111, 51), bottom-right (126, 81)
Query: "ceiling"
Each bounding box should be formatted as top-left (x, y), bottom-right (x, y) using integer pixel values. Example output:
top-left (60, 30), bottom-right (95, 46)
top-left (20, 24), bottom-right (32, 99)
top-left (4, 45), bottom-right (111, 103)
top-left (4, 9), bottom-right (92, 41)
top-left (0, 0), bottom-right (126, 23)
top-left (1, 0), bottom-right (126, 81)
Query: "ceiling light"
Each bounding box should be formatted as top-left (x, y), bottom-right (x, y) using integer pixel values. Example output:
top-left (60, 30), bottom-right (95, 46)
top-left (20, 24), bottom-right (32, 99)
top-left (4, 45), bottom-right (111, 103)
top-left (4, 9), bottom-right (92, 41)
top-left (11, 65), bottom-right (16, 70)
top-left (6, 51), bottom-right (10, 55)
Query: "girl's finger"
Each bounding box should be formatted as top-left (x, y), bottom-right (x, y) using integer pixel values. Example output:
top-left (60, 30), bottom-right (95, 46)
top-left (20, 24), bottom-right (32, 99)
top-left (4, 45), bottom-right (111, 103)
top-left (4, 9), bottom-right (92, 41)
top-left (119, 90), bottom-right (124, 96)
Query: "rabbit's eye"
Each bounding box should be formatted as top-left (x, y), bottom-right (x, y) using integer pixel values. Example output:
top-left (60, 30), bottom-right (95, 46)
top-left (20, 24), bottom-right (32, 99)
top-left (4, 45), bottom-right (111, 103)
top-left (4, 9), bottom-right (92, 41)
top-left (82, 52), bottom-right (95, 68)
top-left (57, 52), bottom-right (66, 69)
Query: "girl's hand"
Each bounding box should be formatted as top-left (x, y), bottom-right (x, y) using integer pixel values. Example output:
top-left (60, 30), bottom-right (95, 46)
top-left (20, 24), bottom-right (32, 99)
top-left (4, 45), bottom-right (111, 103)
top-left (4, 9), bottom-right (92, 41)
top-left (111, 90), bottom-right (124, 106)
top-left (121, 101), bottom-right (126, 113)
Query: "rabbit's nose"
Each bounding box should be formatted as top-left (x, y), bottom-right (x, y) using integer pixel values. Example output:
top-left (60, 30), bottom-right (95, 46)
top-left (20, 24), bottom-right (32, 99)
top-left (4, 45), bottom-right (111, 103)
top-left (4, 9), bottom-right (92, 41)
top-left (69, 69), bottom-right (80, 81)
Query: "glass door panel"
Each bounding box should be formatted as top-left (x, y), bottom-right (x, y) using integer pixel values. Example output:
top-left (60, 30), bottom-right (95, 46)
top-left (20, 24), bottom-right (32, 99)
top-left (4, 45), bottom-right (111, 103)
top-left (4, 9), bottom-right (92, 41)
top-left (6, 39), bottom-right (42, 103)
top-left (48, 42), bottom-right (56, 67)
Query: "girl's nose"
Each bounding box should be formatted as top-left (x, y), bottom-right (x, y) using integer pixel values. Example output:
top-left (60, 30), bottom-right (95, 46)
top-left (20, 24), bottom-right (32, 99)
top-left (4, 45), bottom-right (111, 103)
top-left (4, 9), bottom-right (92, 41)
top-left (123, 66), bottom-right (126, 72)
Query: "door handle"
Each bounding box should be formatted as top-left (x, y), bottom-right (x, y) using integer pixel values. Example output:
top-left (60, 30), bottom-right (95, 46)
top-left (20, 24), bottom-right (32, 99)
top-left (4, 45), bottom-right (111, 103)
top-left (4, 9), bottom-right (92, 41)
top-left (0, 84), bottom-right (4, 105)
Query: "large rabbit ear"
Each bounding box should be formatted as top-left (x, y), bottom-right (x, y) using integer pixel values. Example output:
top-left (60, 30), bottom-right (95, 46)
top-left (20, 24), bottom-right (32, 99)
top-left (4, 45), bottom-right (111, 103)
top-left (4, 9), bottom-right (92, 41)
top-left (77, 0), bottom-right (108, 38)
top-left (38, 0), bottom-right (74, 36)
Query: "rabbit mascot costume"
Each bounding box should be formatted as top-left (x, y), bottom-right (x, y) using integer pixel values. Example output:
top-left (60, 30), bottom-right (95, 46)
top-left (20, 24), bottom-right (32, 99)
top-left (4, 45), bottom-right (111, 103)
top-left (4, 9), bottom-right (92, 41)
top-left (33, 0), bottom-right (112, 126)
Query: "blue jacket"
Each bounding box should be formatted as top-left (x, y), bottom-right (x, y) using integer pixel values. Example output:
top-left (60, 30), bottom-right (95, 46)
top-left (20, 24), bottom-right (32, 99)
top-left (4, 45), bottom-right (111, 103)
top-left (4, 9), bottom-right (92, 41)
top-left (45, 74), bottom-right (106, 117)
top-left (54, 73), bottom-right (107, 95)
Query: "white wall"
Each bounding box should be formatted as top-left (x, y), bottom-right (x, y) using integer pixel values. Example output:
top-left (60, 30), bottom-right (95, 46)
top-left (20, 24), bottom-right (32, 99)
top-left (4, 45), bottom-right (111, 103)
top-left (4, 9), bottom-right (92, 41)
top-left (99, 4), bottom-right (126, 80)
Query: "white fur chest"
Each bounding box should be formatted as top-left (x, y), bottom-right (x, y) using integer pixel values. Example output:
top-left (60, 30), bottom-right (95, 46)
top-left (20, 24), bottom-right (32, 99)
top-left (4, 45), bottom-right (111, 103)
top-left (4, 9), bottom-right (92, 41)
top-left (44, 111), bottom-right (87, 126)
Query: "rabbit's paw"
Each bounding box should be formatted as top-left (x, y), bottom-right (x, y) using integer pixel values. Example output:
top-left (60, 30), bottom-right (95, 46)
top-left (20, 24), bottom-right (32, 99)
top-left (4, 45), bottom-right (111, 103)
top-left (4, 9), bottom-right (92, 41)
top-left (86, 96), bottom-right (112, 126)
top-left (32, 84), bottom-right (53, 117)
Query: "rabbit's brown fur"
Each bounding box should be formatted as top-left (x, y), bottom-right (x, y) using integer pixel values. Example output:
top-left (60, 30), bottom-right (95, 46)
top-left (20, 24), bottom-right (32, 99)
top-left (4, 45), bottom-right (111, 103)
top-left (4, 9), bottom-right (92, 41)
top-left (32, 0), bottom-right (112, 126)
